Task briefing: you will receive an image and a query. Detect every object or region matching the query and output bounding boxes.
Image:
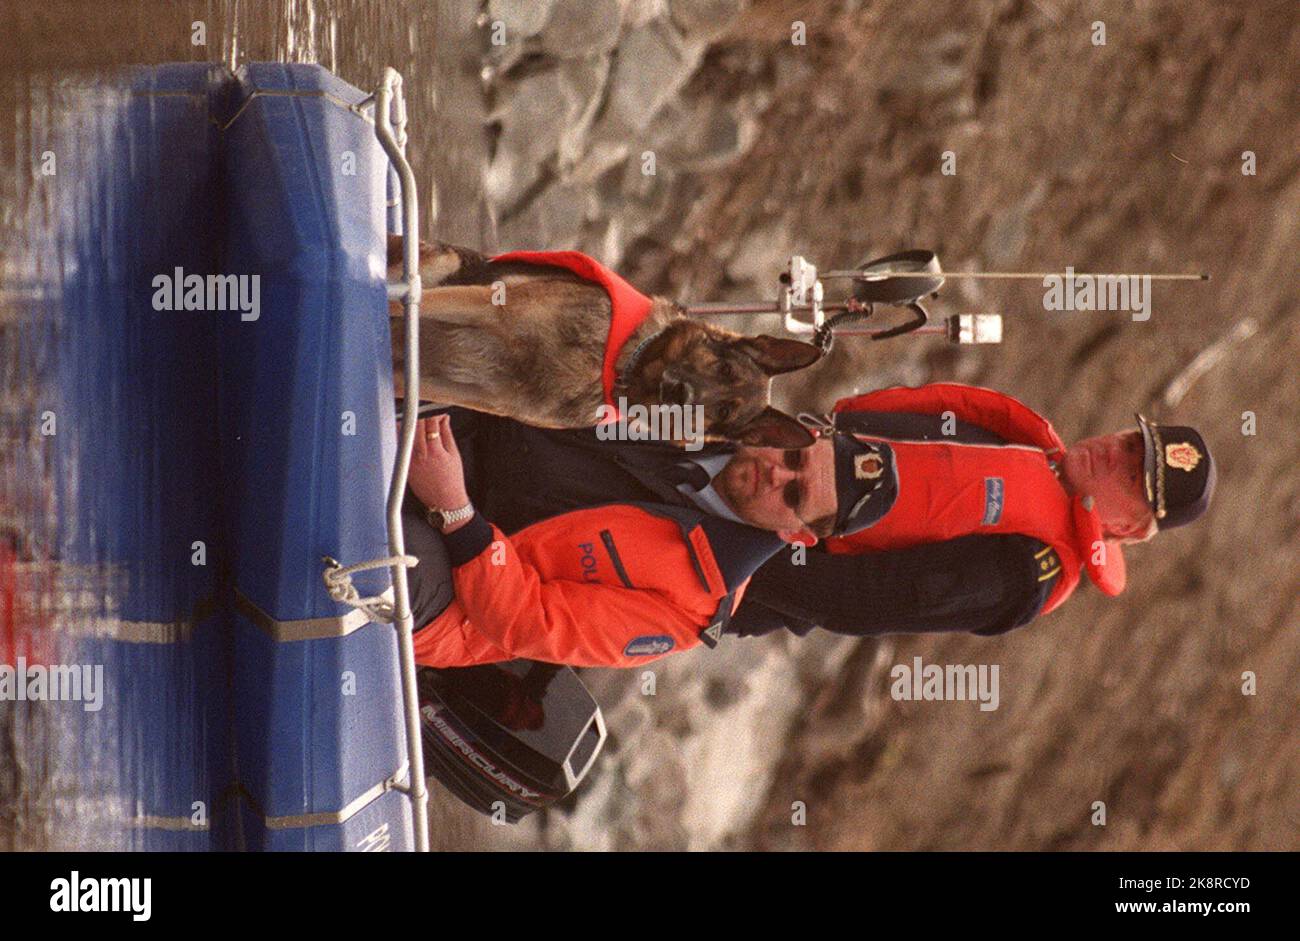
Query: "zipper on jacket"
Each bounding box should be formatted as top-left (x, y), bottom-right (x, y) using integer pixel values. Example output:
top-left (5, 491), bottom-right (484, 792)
top-left (599, 529), bottom-right (635, 588)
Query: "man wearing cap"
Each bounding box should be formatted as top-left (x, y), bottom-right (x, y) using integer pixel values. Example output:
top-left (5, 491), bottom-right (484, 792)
top-left (728, 383), bottom-right (1217, 640)
top-left (400, 407), bottom-right (897, 669)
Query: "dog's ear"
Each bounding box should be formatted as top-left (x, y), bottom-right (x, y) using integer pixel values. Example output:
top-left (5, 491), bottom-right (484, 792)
top-left (737, 335), bottom-right (823, 375)
top-left (733, 407), bottom-right (816, 448)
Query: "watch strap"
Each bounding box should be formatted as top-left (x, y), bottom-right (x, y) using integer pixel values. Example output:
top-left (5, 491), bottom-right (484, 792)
top-left (426, 502), bottom-right (474, 531)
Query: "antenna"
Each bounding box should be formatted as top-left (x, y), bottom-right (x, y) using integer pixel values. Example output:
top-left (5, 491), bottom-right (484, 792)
top-left (683, 250), bottom-right (1209, 350)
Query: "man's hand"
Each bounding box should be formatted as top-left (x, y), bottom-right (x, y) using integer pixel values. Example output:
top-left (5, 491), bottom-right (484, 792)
top-left (407, 414), bottom-right (472, 530)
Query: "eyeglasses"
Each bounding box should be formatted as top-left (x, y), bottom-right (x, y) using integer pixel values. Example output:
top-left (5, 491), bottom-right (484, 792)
top-left (781, 449), bottom-right (808, 511)
top-left (779, 447), bottom-right (837, 539)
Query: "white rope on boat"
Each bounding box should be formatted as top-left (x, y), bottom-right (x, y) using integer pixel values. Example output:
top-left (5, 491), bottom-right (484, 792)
top-left (321, 554), bottom-right (418, 624)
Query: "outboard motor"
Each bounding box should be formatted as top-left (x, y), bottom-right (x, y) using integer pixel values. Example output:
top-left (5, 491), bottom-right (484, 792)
top-left (417, 661), bottom-right (607, 823)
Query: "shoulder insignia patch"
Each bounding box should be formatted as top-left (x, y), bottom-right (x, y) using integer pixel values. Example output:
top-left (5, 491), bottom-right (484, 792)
top-left (981, 477), bottom-right (1005, 526)
top-left (854, 453), bottom-right (885, 480)
top-left (624, 635), bottom-right (674, 658)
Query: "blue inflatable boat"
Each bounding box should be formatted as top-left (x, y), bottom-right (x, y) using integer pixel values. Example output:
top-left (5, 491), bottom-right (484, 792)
top-left (49, 61), bottom-right (429, 851)
top-left (32, 60), bottom-right (611, 850)
top-left (217, 62), bottom-right (428, 852)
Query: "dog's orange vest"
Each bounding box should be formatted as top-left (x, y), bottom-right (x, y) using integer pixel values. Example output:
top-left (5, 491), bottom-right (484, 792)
top-left (491, 250), bottom-right (654, 423)
top-left (825, 383), bottom-right (1126, 614)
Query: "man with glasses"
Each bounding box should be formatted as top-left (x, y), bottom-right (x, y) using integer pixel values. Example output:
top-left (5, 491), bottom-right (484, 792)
top-left (397, 406), bottom-right (897, 668)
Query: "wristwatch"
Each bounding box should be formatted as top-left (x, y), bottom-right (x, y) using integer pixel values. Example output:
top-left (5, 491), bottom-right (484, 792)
top-left (426, 502), bottom-right (475, 533)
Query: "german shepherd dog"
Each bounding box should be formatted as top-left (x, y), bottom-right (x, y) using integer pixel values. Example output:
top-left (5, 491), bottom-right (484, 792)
top-left (387, 236), bottom-right (821, 448)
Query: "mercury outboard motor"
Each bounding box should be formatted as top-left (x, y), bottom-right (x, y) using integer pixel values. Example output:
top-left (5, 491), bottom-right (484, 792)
top-left (417, 661), bottom-right (607, 823)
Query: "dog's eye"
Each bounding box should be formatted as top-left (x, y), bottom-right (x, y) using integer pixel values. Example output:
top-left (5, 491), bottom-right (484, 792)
top-left (715, 403), bottom-right (732, 422)
top-left (718, 361), bottom-right (734, 381)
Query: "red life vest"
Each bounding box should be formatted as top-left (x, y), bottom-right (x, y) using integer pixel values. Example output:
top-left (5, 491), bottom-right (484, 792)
top-left (825, 383), bottom-right (1126, 614)
top-left (490, 250), bottom-right (654, 423)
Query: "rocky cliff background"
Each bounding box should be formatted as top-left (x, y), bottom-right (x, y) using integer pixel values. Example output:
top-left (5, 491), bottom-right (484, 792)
top-left (3, 0), bottom-right (1295, 851)
top-left (416, 0), bottom-right (1298, 851)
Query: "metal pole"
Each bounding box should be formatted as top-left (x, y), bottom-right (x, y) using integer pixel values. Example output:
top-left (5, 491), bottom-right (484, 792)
top-left (683, 301), bottom-right (782, 315)
top-left (822, 269), bottom-right (1209, 281)
top-left (374, 67), bottom-right (429, 853)
top-left (833, 324), bottom-right (949, 338)
top-left (684, 301), bottom-right (858, 316)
